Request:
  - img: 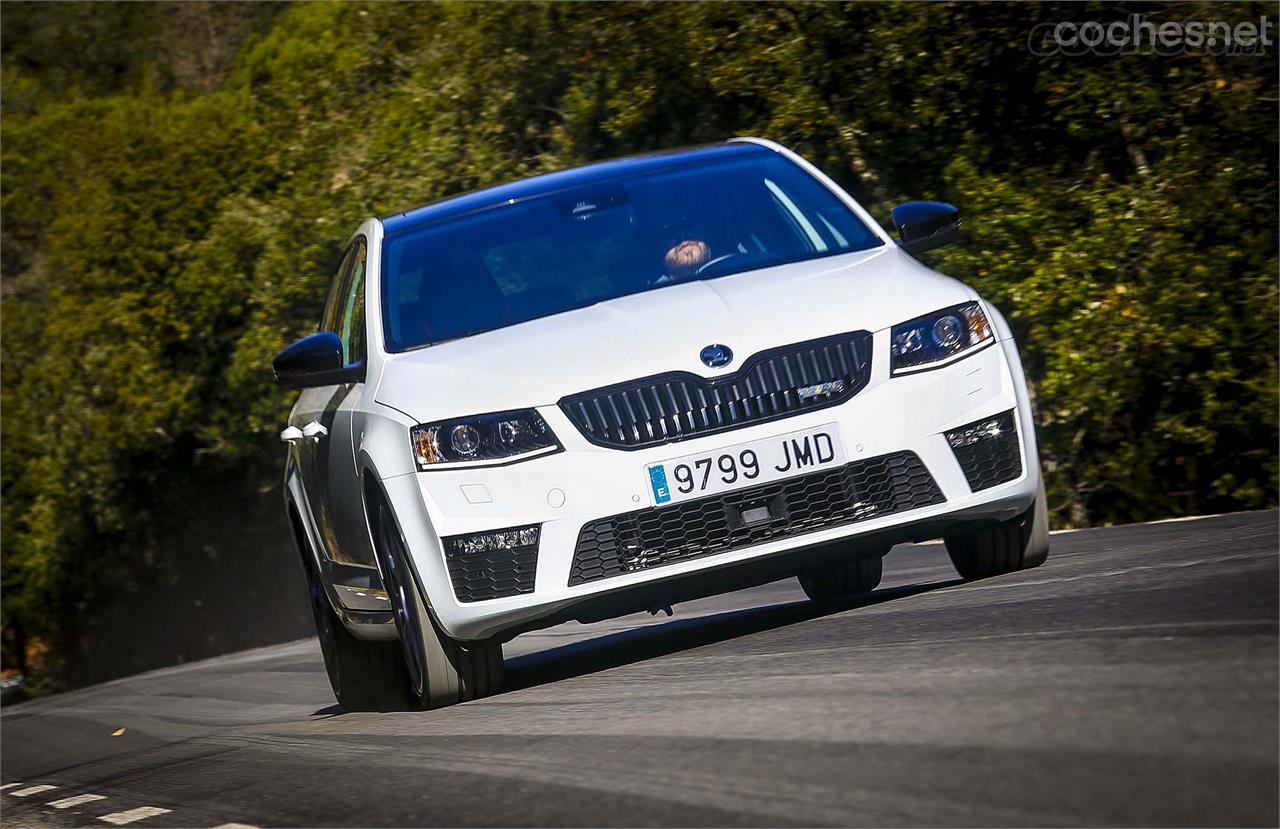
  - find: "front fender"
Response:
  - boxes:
[982,297,1042,489]
[356,401,469,639]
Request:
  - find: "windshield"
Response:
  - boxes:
[380,153,883,352]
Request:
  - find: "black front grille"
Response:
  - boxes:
[559,332,872,450]
[569,451,944,585]
[442,537,538,603]
[946,410,1022,492]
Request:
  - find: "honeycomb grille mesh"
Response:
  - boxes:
[569,451,944,585]
[559,332,872,450]
[948,411,1023,492]
[443,544,537,603]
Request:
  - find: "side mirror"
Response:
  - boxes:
[891,201,959,256]
[272,332,364,389]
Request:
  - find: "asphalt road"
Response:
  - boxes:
[2,511,1276,828]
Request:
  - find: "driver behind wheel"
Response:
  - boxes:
[660,238,710,283]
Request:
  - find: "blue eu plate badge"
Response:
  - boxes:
[648,465,671,504]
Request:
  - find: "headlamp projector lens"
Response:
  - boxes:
[451,424,481,456]
[932,315,963,349]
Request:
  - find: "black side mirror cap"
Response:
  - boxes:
[272,332,365,389]
[892,201,960,256]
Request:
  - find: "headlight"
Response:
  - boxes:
[410,409,561,469]
[890,301,994,375]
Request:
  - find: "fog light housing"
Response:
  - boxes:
[945,410,1022,492]
[441,524,541,602]
[946,415,1008,448]
[443,524,541,558]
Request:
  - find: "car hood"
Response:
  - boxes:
[375,246,976,423]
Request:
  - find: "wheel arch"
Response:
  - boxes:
[358,464,425,606]
[284,456,399,640]
[357,458,470,640]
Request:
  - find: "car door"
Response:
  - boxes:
[290,243,357,562]
[316,238,378,567]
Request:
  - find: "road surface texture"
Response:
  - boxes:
[2,511,1276,827]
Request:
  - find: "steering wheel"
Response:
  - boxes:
[694,253,741,275]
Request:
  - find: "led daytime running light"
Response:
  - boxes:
[444,525,541,557]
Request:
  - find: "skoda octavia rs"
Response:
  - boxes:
[274,138,1049,710]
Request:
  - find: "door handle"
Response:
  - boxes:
[280,426,304,443]
[302,421,328,440]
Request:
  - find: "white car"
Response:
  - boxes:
[275,138,1049,710]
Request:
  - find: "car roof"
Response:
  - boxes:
[380,141,772,237]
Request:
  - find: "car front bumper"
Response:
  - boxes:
[385,332,1040,641]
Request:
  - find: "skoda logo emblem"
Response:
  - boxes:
[700,344,734,368]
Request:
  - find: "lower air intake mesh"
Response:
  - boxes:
[569,451,944,585]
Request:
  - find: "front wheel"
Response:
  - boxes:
[798,550,886,602]
[944,478,1050,581]
[300,545,409,712]
[372,499,503,709]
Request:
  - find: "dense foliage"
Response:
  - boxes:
[2,1,1276,687]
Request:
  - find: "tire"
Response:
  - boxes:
[798,550,885,603]
[945,477,1050,581]
[371,499,504,709]
[300,543,409,712]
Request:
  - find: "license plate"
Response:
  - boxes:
[646,424,846,506]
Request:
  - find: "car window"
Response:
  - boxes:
[320,238,367,367]
[340,241,367,365]
[381,153,883,352]
[320,245,355,335]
